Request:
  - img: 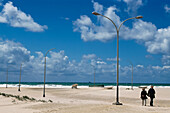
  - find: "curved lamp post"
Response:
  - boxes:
[92,12,143,105]
[18,63,22,91]
[43,48,56,97]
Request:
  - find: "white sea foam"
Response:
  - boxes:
[0,84,89,88]
[0,84,169,88]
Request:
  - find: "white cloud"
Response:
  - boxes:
[0,2,47,32]
[162,55,170,65]
[162,66,170,69]
[152,66,161,70]
[106,58,116,61]
[73,1,155,42]
[73,1,170,55]
[92,0,103,14]
[73,4,120,42]
[96,61,106,64]
[82,54,96,59]
[123,0,143,15]
[164,5,170,13]
[136,65,144,68]
[0,39,30,65]
[145,27,170,54]
[0,39,170,82]
[106,57,120,61]
[122,20,157,41]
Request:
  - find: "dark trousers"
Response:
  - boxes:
[142,99,146,106]
[150,98,154,106]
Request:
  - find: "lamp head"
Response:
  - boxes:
[135,16,143,19]
[92,12,100,16]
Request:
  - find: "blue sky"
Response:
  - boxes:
[0,0,170,83]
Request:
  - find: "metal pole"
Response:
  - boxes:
[131,63,133,90]
[18,63,22,91]
[6,67,8,88]
[43,56,46,97]
[116,30,121,105]
[92,11,142,105]
[94,67,95,87]
[43,48,56,97]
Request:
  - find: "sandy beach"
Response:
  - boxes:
[0,87,170,113]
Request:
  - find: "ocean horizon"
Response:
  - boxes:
[1,82,170,88]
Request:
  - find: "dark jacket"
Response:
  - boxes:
[141,90,147,100]
[148,88,155,98]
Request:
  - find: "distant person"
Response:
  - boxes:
[141,88,147,106]
[148,85,155,106]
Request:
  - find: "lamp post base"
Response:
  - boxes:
[43,94,45,97]
[112,102,123,105]
[18,89,20,91]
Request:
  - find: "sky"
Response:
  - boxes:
[0,0,170,83]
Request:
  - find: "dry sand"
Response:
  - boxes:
[0,87,170,113]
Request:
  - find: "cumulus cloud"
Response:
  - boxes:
[0,40,113,81]
[83,54,96,59]
[73,1,170,55]
[0,39,30,65]
[73,2,120,42]
[136,65,144,68]
[122,20,157,41]
[145,27,170,54]
[106,57,120,61]
[123,0,143,15]
[73,1,155,43]
[106,58,116,61]
[117,64,170,82]
[92,0,103,14]
[0,2,47,32]
[162,55,170,65]
[0,39,170,82]
[96,61,106,64]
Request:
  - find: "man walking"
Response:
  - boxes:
[148,85,155,106]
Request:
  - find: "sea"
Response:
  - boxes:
[0,82,170,88]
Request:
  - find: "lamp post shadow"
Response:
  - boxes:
[43,48,56,97]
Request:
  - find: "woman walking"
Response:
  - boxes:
[141,88,148,106]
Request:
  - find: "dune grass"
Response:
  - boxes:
[0,92,53,103]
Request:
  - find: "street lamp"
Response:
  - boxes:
[43,48,56,97]
[18,63,22,91]
[6,66,8,88]
[92,11,143,105]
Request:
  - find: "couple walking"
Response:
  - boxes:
[141,85,155,106]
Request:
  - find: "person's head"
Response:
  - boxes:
[142,88,145,90]
[151,85,154,89]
